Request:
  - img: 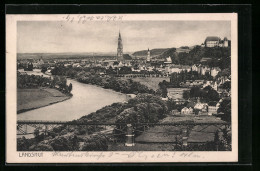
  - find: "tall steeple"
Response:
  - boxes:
[147,48,151,62]
[119,31,121,39]
[117,30,123,61]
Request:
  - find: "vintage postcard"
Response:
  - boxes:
[6,13,238,163]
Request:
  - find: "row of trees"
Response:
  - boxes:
[76,94,170,125]
[51,64,165,77]
[157,80,168,98]
[51,66,155,95]
[183,86,220,102]
[77,72,155,94]
[17,72,72,94]
[169,71,213,88]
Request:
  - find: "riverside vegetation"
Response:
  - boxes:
[17,93,231,151]
[17,66,170,151]
[17,65,231,151]
[51,65,156,95]
[17,94,171,151]
[17,71,72,94]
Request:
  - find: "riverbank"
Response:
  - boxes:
[17,88,72,114]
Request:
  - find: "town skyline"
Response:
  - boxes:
[17,21,231,53]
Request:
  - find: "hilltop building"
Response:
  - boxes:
[204,36,221,47]
[117,31,124,61]
[204,36,230,47]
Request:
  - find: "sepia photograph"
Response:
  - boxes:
[6,13,238,163]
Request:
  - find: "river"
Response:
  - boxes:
[17,70,127,121]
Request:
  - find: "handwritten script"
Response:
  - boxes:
[52,151,203,161]
[62,14,124,24]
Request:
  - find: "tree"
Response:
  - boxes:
[217,99,231,122]
[160,84,168,98]
[167,99,176,111]
[68,83,73,93]
[203,85,213,92]
[170,73,180,87]
[222,81,231,92]
[33,128,45,142]
[41,66,47,73]
[207,89,220,101]
[183,90,190,99]
[27,62,33,71]
[17,137,31,151]
[214,130,220,151]
[119,66,132,74]
[190,86,201,98]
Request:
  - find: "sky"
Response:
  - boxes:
[17,20,231,53]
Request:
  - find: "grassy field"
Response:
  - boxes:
[17,88,71,113]
[120,77,170,90]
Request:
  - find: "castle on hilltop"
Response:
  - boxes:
[202,36,230,47]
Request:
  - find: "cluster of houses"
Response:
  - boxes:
[164,64,221,77]
[165,65,191,74]
[58,59,222,80]
[180,80,205,88]
[18,58,56,70]
[191,64,221,77]
[170,98,223,116]
[18,46,224,80]
[167,74,230,116]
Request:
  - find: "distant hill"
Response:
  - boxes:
[176,47,191,53]
[132,47,192,59]
[132,45,230,69]
[132,48,169,57]
[158,48,177,59]
[173,46,231,69]
[123,54,132,60]
[17,52,116,60]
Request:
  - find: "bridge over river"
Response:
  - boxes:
[17,120,230,147]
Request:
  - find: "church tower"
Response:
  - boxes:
[223,37,228,47]
[117,31,123,61]
[147,48,151,62]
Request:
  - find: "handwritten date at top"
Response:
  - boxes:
[63,15,124,23]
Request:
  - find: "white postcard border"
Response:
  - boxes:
[6,13,238,163]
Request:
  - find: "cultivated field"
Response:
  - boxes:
[17,88,70,113]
